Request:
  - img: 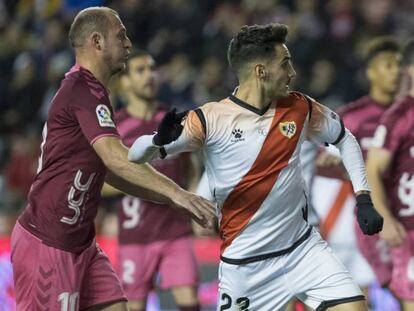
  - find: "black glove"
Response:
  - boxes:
[356,193,383,235]
[153,108,188,146]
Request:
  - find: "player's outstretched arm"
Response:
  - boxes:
[308,99,383,235]
[94,136,215,228]
[129,108,204,163]
[366,148,406,246]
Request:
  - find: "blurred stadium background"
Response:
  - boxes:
[0,0,413,310]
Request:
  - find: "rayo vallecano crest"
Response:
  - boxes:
[279,121,297,138]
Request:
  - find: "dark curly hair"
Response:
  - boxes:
[364,36,401,65]
[227,23,288,76]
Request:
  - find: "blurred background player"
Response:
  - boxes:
[102,50,201,311]
[332,36,402,300]
[365,38,414,311]
[315,36,402,307]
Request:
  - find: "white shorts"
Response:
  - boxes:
[217,228,364,311]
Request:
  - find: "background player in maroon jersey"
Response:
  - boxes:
[366,38,414,311]
[10,7,214,311]
[321,36,402,303]
[102,50,202,311]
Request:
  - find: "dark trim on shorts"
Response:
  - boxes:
[316,295,365,311]
[194,108,207,136]
[220,226,313,265]
[81,297,128,311]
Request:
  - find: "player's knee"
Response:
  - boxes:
[171,286,199,306]
[127,300,145,311]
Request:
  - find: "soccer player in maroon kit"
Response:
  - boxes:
[336,37,402,297]
[366,38,414,311]
[102,50,201,311]
[10,7,215,311]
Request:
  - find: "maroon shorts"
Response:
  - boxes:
[11,222,127,310]
[355,219,392,286]
[389,230,414,300]
[355,220,414,299]
[118,237,198,300]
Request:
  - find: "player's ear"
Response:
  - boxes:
[255,64,266,79]
[91,32,103,50]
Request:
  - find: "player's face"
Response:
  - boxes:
[102,14,132,75]
[368,51,402,95]
[265,44,296,99]
[125,56,158,100]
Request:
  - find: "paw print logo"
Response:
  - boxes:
[231,128,245,142]
[232,129,243,139]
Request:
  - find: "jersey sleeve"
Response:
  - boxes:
[69,88,120,145]
[307,97,345,145]
[374,109,404,153]
[183,109,206,148]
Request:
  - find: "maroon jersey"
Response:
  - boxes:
[115,107,191,244]
[19,64,120,253]
[337,96,389,159]
[376,95,414,230]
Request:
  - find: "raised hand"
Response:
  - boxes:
[153,108,188,146]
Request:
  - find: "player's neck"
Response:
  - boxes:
[126,96,157,120]
[76,56,111,88]
[235,83,272,110]
[369,86,394,106]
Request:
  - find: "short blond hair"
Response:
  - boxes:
[68,7,118,48]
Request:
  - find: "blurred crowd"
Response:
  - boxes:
[0,0,413,234]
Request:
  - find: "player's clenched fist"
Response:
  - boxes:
[356,193,384,235]
[153,108,188,146]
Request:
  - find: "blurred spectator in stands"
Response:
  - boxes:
[5,130,39,213]
[39,51,73,121]
[158,53,197,110]
[4,52,45,131]
[192,57,231,104]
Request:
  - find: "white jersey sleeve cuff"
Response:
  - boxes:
[128,134,160,163]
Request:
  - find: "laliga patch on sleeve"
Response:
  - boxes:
[96,104,115,128]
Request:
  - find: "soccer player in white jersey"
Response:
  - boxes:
[128,24,383,310]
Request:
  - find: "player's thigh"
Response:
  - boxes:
[127,300,146,311]
[217,258,291,310]
[389,230,414,301]
[11,222,83,311]
[401,300,414,311]
[159,237,198,290]
[80,243,127,310]
[292,231,365,310]
[171,286,199,306]
[118,243,161,301]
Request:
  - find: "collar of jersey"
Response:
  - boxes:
[229,95,271,116]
